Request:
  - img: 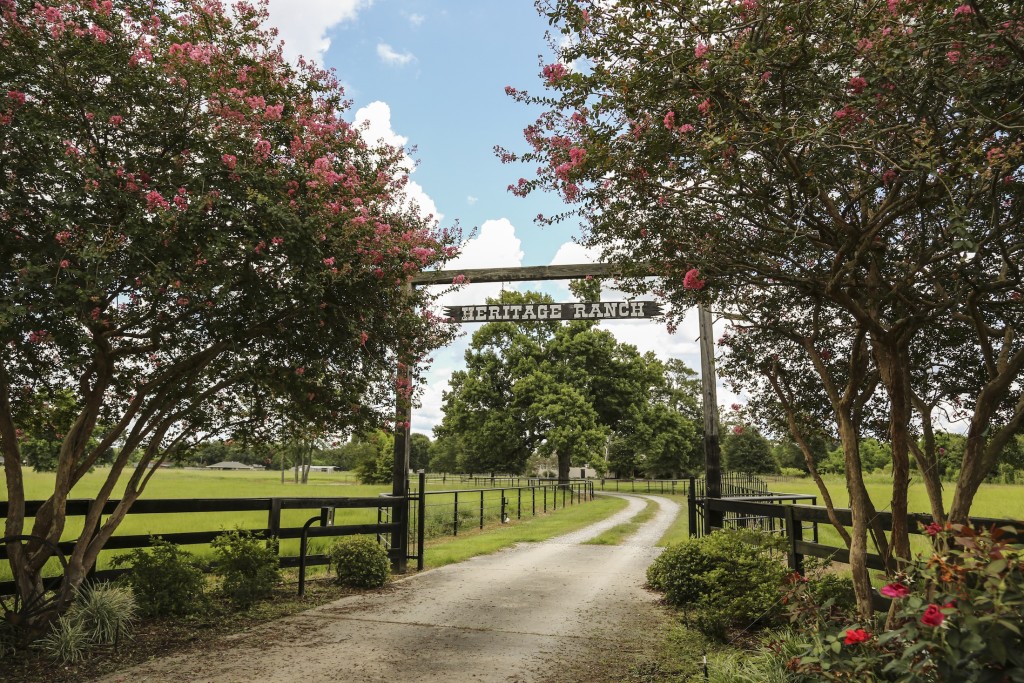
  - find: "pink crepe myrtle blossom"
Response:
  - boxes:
[221,153,237,170]
[848,76,868,94]
[452,274,467,285]
[694,42,709,58]
[683,267,706,290]
[953,4,974,17]
[697,98,712,116]
[542,63,568,85]
[294,367,305,375]
[145,191,169,211]
[947,50,961,64]
[678,123,695,133]
[664,111,676,129]
[731,425,744,435]
[109,114,122,126]
[59,259,70,268]
[7,90,25,106]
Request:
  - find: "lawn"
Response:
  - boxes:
[0,467,606,580]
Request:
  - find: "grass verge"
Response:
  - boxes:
[583,498,657,545]
[423,495,629,568]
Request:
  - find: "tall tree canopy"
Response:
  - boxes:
[435,289,700,481]
[507,0,1023,619]
[0,0,457,630]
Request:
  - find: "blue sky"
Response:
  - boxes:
[266,1,738,435]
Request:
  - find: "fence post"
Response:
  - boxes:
[417,471,426,571]
[453,491,459,537]
[532,487,536,516]
[784,504,804,575]
[500,492,507,523]
[687,478,698,538]
[268,498,283,561]
[811,496,819,543]
[479,489,485,529]
[544,487,547,513]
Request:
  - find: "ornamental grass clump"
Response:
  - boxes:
[789,524,1024,682]
[35,582,137,664]
[328,536,390,588]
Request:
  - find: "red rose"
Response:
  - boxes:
[880,582,910,599]
[843,628,870,645]
[920,604,945,627]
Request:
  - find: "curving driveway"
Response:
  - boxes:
[96,493,680,683]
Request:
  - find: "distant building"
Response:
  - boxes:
[206,461,253,470]
[291,465,338,473]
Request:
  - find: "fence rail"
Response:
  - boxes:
[690,496,1023,610]
[1,480,596,595]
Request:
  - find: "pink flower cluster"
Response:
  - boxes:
[683,267,706,290]
[145,190,169,211]
[542,63,568,85]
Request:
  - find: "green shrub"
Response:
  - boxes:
[112,537,207,617]
[211,529,280,608]
[647,529,787,639]
[328,536,390,588]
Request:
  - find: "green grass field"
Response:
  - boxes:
[0,468,604,581]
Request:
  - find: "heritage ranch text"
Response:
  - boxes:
[444,301,663,323]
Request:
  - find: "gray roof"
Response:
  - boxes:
[206,461,253,470]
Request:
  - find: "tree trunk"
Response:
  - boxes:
[873,338,913,567]
[557,452,570,486]
[839,416,876,621]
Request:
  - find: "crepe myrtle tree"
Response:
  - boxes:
[0,0,458,631]
[504,0,1024,619]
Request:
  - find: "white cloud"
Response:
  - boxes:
[466,195,478,205]
[405,12,425,26]
[354,101,441,222]
[266,0,372,65]
[377,43,416,66]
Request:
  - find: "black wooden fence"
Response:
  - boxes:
[689,496,1023,576]
[0,478,596,593]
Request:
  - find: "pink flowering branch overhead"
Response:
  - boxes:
[0,0,459,631]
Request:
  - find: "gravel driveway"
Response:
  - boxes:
[96,493,679,683]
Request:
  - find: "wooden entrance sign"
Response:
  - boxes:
[444,301,663,323]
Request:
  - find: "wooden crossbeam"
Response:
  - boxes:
[410,263,637,286]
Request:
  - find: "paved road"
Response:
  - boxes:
[97,493,679,683]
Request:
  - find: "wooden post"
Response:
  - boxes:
[391,285,413,573]
[698,304,723,532]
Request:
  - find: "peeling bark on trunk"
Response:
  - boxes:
[873,339,912,567]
